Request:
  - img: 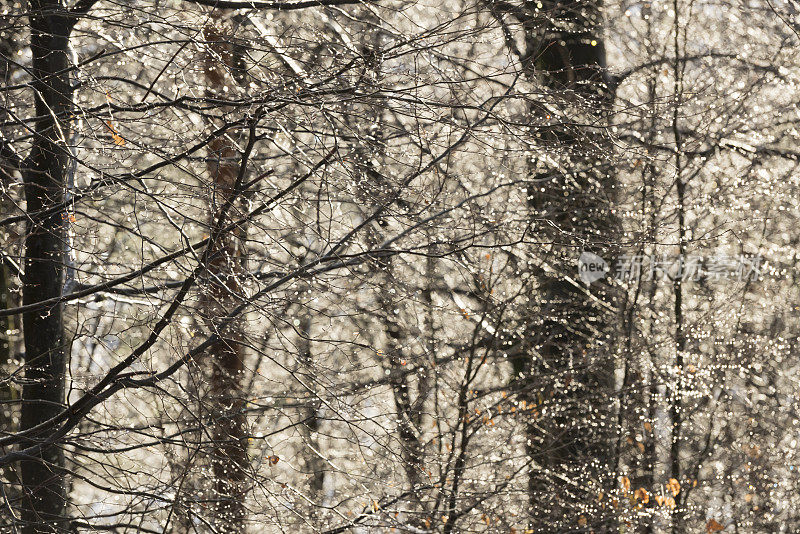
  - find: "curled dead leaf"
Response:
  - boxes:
[667,478,681,496]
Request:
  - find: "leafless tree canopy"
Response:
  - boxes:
[1,0,799,532]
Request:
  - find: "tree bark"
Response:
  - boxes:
[19,1,74,530]
[497,0,620,528]
[201,13,249,529]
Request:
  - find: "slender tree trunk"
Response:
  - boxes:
[377,262,427,511]
[19,2,74,530]
[342,11,431,513]
[297,313,326,499]
[201,13,249,529]
[354,121,429,516]
[670,4,686,528]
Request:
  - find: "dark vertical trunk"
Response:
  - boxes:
[670,123,686,534]
[202,14,249,528]
[358,136,428,515]
[641,74,660,534]
[670,4,686,526]
[500,0,619,528]
[642,164,660,534]
[207,329,247,527]
[19,2,73,531]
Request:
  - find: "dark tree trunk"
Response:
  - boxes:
[201,13,250,529]
[19,1,74,530]
[497,0,620,529]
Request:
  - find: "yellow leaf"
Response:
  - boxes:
[620,475,631,493]
[706,519,724,532]
[577,516,587,527]
[667,478,681,496]
[644,421,652,432]
[634,487,649,504]
[105,120,125,146]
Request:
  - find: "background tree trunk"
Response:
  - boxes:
[496,0,620,527]
[297,312,326,499]
[201,12,250,529]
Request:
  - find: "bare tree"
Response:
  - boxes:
[17,0,79,529]
[199,11,252,527]
[487,0,621,527]
[2,0,800,533]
